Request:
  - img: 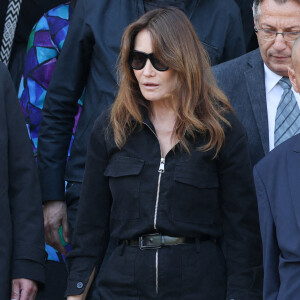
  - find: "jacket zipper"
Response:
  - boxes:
[154,157,165,229]
[143,122,165,295]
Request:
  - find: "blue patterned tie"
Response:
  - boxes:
[274,77,300,147]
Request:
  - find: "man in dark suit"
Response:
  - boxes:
[253,36,300,300]
[0,61,45,299]
[253,32,300,300]
[213,0,300,167]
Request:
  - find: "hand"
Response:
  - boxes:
[43,200,69,255]
[11,278,37,300]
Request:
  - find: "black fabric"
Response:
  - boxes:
[99,242,226,299]
[36,261,67,300]
[65,110,263,299]
[144,0,187,11]
[65,181,117,300]
[0,62,45,299]
[233,0,258,52]
[38,0,246,203]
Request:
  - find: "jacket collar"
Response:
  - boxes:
[244,49,269,155]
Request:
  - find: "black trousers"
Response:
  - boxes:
[36,261,68,300]
[98,240,226,300]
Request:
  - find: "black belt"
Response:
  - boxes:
[121,233,211,250]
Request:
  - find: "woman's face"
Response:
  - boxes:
[133,29,177,103]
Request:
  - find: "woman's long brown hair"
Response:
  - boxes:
[110,7,233,156]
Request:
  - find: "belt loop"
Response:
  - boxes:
[195,237,201,252]
[119,241,126,256]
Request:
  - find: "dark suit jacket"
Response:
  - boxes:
[254,134,300,300]
[0,62,45,298]
[213,49,268,166]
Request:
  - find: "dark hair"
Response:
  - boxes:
[110,7,232,155]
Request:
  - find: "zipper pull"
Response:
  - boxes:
[158,158,165,173]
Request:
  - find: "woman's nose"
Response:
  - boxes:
[142,58,156,76]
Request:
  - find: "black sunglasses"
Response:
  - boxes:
[129,50,169,72]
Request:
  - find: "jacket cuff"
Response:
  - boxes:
[65,277,88,296]
[12,259,46,284]
[38,168,66,202]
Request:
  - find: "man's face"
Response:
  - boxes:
[255,0,300,77]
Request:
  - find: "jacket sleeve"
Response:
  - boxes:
[218,112,263,300]
[253,165,280,300]
[38,0,93,202]
[18,15,59,157]
[3,63,45,283]
[65,115,112,296]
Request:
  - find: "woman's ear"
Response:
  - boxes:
[288,67,300,93]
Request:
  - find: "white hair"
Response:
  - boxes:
[252,2,261,25]
[252,0,297,25]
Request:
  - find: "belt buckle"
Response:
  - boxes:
[139,233,162,250]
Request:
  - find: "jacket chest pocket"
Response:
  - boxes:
[104,156,144,220]
[172,165,220,225]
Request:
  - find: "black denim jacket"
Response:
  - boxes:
[66,111,263,299]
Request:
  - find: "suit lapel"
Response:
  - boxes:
[244,50,269,155]
[288,138,300,228]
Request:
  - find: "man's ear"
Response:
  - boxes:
[288,67,300,93]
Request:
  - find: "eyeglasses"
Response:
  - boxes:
[254,28,300,42]
[129,50,169,71]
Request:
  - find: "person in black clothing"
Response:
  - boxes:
[0,62,45,300]
[38,0,246,262]
[66,7,262,300]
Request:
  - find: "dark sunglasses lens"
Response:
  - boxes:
[130,52,146,70]
[151,56,168,71]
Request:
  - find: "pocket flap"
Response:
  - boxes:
[174,165,219,189]
[104,156,144,177]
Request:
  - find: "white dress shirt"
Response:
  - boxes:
[264,63,300,151]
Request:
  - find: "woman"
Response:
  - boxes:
[66,7,262,300]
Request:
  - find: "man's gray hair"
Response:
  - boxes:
[252,0,300,24]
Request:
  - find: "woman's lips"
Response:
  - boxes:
[143,83,159,89]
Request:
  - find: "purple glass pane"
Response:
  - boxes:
[34,31,53,48]
[24,48,39,77]
[31,58,57,90]
[47,16,69,35]
[53,25,69,50]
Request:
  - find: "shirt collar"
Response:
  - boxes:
[264,63,282,94]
